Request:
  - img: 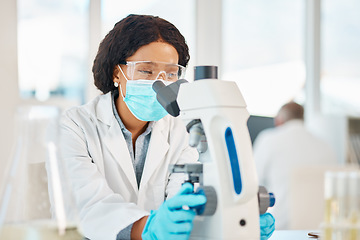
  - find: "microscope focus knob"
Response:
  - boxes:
[258,186,276,215]
[195,186,217,216]
[269,192,275,207]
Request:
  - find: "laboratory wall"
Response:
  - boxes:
[0,1,20,181]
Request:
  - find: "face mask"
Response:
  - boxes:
[117,66,169,121]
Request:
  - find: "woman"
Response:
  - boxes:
[58,14,274,240]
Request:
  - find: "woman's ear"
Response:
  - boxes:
[113,65,120,81]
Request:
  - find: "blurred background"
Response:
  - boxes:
[1,0,360,179]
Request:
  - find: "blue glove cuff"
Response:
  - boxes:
[141,210,157,240]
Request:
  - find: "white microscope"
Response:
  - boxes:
[153,66,275,240]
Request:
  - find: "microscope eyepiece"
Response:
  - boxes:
[194,65,218,81]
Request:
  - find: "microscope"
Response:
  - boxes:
[153,66,275,240]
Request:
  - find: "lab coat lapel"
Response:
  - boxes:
[103,119,138,193]
[96,93,138,193]
[141,120,169,186]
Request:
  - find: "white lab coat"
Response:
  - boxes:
[252,119,337,230]
[57,92,198,240]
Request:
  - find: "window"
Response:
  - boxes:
[321,0,360,116]
[17,0,89,104]
[222,0,305,116]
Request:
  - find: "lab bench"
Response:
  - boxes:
[270,230,319,240]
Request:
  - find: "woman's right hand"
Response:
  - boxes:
[141,183,207,240]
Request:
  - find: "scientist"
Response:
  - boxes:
[253,101,337,229]
[56,14,275,240]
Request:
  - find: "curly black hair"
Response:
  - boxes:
[92,14,190,94]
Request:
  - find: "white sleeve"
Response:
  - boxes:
[52,111,147,240]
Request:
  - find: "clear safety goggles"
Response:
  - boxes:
[120,61,186,82]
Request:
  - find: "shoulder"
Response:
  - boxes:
[257,120,303,140]
[61,93,112,127]
[252,127,283,155]
[254,127,278,144]
[154,114,187,132]
[153,115,190,147]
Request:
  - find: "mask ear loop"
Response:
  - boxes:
[117,65,128,100]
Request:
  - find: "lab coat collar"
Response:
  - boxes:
[96,92,170,194]
[104,117,138,193]
[282,119,304,128]
[96,92,115,126]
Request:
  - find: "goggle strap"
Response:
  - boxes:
[117,65,129,82]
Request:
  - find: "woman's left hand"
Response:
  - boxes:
[260,212,275,239]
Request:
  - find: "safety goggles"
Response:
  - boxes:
[120,61,186,82]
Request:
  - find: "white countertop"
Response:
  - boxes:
[269,230,320,240]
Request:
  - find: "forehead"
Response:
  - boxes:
[127,41,179,64]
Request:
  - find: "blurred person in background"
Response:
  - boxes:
[253,101,337,230]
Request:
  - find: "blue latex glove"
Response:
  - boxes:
[260,213,275,240]
[142,183,207,240]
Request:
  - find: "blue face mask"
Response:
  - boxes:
[118,66,169,121]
